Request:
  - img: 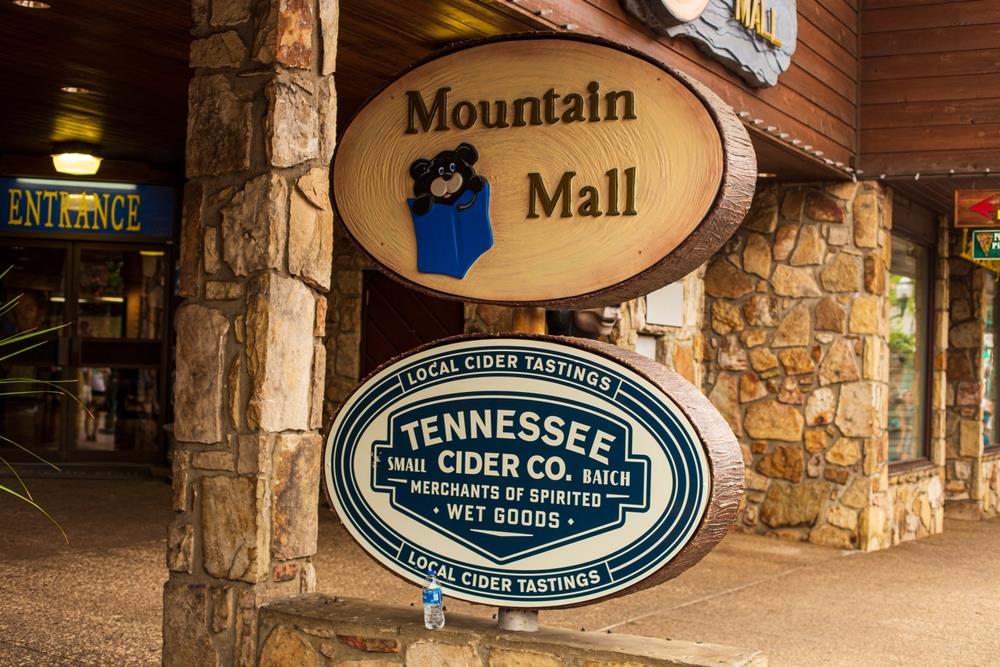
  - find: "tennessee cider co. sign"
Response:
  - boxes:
[332,33,755,308]
[324,336,743,607]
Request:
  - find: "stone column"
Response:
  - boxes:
[702,182,898,550]
[164,1,338,664]
[944,248,992,519]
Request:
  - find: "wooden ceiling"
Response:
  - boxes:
[0,0,840,186]
[1,0,971,217]
[0,0,190,179]
[337,0,542,120]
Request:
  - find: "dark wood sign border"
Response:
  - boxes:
[332,32,757,309]
[321,333,744,608]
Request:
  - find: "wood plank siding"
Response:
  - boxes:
[498,0,861,172]
[860,0,1000,176]
[338,0,861,177]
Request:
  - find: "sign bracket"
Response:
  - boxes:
[498,607,539,632]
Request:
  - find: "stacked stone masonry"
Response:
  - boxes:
[701,182,946,550]
[981,450,1000,518]
[166,1,338,665]
[255,596,767,667]
[323,219,371,423]
[610,269,706,387]
[944,237,1000,520]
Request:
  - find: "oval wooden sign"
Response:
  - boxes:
[333,33,755,308]
[323,335,743,608]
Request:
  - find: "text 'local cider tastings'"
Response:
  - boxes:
[323,336,743,608]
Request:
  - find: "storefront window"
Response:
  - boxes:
[78,248,166,340]
[73,367,160,454]
[888,236,930,462]
[0,244,68,452]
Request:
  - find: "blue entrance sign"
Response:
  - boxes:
[324,336,742,607]
[2,177,176,240]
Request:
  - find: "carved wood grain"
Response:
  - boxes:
[333,33,756,308]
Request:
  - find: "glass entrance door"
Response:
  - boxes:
[69,245,169,461]
[0,240,171,464]
[0,242,69,457]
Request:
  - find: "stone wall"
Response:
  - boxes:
[255,596,766,666]
[323,218,371,422]
[980,450,1000,518]
[610,269,706,386]
[166,1,338,664]
[465,304,515,334]
[945,255,991,519]
[702,182,895,550]
[886,465,944,543]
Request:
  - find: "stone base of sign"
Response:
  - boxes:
[256,596,767,666]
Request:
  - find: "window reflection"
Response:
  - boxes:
[888,237,929,462]
[0,245,66,333]
[78,249,165,340]
[73,367,159,453]
[0,245,67,452]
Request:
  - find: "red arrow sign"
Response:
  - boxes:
[971,196,997,220]
[956,190,1000,228]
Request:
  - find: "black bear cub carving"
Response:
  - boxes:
[409,143,486,216]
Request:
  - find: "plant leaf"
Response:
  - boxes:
[0,454,31,500]
[0,434,60,470]
[0,322,68,348]
[0,482,67,542]
[0,340,49,363]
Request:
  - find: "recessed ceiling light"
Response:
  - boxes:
[12,0,51,8]
[757,172,778,178]
[60,86,94,94]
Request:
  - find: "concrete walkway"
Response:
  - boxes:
[1,479,998,666]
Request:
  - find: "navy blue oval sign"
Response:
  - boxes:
[324,336,740,607]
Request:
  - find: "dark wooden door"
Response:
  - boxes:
[360,270,464,377]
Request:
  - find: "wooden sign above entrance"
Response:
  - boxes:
[955,190,1000,229]
[323,335,743,608]
[333,34,755,308]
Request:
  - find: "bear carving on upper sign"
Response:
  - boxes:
[407,143,494,279]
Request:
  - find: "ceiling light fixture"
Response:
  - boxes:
[12,0,51,8]
[60,85,94,94]
[51,142,103,176]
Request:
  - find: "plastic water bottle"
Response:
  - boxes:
[422,569,445,629]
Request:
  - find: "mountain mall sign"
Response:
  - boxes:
[323,336,743,607]
[622,0,797,88]
[333,33,755,308]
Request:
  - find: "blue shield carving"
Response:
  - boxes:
[407,184,493,279]
[371,392,650,564]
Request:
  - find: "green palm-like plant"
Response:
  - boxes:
[0,268,86,542]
